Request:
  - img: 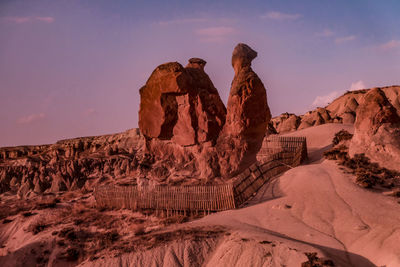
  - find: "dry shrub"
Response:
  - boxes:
[323,145,348,161]
[131,224,146,236]
[72,203,89,215]
[61,247,80,261]
[27,219,49,235]
[36,196,59,210]
[325,130,400,189]
[301,252,334,267]
[100,230,120,246]
[332,130,353,146]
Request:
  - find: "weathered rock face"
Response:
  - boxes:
[137,58,227,182]
[139,59,226,146]
[217,43,271,178]
[298,107,332,130]
[349,88,400,172]
[271,113,300,133]
[268,86,400,134]
[0,129,145,198]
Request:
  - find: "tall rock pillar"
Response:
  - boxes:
[217,43,271,178]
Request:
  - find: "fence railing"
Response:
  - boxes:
[95,184,236,214]
[94,135,307,214]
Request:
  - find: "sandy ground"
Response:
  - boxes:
[2,123,400,266]
[189,123,400,266]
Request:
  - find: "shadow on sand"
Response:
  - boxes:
[240,222,376,267]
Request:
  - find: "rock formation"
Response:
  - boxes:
[0,129,145,198]
[271,113,301,133]
[349,88,400,172]
[137,58,227,182]
[298,107,332,130]
[138,59,226,146]
[217,43,271,177]
[269,86,400,134]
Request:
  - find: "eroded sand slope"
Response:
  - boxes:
[190,124,400,267]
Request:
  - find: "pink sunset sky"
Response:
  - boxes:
[1,0,399,147]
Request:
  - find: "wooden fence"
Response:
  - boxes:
[94,135,307,214]
[95,184,235,215]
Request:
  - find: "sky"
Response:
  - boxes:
[1,0,400,147]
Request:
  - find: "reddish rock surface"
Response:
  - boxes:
[139,59,226,146]
[349,88,400,172]
[271,113,301,133]
[0,129,144,198]
[217,43,271,178]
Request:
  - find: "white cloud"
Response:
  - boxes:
[260,11,302,21]
[3,16,31,23]
[379,40,400,50]
[2,16,54,24]
[17,113,45,124]
[35,16,54,23]
[158,18,208,26]
[312,80,366,107]
[195,26,236,43]
[312,91,344,107]
[316,29,334,37]
[335,35,356,44]
[349,80,366,91]
[83,108,97,116]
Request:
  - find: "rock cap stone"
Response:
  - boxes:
[232,43,258,72]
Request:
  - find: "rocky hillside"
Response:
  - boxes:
[271,85,400,133]
[0,129,144,198]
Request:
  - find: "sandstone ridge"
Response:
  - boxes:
[271,85,400,134]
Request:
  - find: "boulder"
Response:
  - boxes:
[298,107,332,130]
[139,59,226,146]
[271,113,300,133]
[349,88,400,172]
[217,43,271,178]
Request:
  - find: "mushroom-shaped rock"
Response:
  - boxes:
[217,43,271,178]
[139,60,226,146]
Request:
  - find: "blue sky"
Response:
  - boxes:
[1,0,399,146]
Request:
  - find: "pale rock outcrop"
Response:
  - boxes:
[349,88,400,172]
[217,43,271,178]
[271,113,301,133]
[298,107,332,130]
[381,86,400,116]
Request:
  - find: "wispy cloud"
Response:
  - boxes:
[83,108,97,116]
[35,16,54,23]
[335,35,356,44]
[2,16,54,24]
[17,113,45,124]
[349,80,366,91]
[316,29,334,37]
[312,80,365,107]
[379,40,400,50]
[312,91,344,107]
[157,18,208,26]
[260,11,302,21]
[195,26,236,43]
